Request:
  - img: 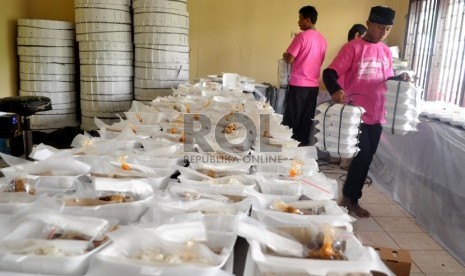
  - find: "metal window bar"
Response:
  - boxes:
[450,0,465,105]
[405,0,465,107]
[405,0,439,98]
[441,0,457,103]
[436,0,465,105]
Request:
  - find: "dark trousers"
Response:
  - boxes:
[343,123,383,204]
[282,85,318,145]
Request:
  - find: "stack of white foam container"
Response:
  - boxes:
[75,0,134,131]
[385,80,421,135]
[17,19,78,130]
[314,103,365,159]
[133,0,189,102]
[278,59,289,88]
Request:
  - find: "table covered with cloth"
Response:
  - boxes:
[370,117,465,265]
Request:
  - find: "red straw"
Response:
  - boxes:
[297,177,331,194]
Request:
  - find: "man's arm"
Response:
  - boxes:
[323,68,345,103]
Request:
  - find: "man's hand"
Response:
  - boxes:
[399,72,412,82]
[332,90,345,103]
[282,52,294,64]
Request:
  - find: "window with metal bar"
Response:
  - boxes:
[404,0,465,106]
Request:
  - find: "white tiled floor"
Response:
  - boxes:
[321,162,465,276]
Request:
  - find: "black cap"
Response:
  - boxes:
[369,6,395,25]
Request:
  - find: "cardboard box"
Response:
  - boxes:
[375,247,412,276]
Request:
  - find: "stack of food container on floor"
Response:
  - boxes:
[17,19,79,130]
[74,0,134,131]
[132,0,189,102]
[0,78,393,275]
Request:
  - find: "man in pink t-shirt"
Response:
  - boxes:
[323,6,411,218]
[282,5,327,146]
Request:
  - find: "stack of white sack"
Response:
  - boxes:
[420,101,465,129]
[314,102,364,159]
[385,80,422,135]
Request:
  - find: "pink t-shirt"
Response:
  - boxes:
[287,29,327,87]
[328,38,394,124]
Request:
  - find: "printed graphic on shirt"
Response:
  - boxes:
[357,58,385,80]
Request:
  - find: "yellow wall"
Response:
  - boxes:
[0,0,408,98]
[25,0,74,22]
[0,0,28,98]
[388,0,409,56]
[188,0,409,86]
[0,0,74,98]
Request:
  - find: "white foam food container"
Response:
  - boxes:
[0,239,105,275]
[80,80,132,94]
[80,100,132,113]
[135,79,188,89]
[132,0,187,10]
[80,58,133,66]
[17,19,74,30]
[75,9,131,24]
[63,178,154,225]
[134,25,188,34]
[135,49,189,63]
[80,65,133,78]
[73,3,129,12]
[253,200,355,231]
[254,162,318,178]
[256,177,302,197]
[316,103,365,118]
[314,132,359,146]
[134,33,188,46]
[0,193,37,214]
[81,93,133,102]
[157,196,253,215]
[18,46,74,57]
[18,26,74,39]
[76,22,131,34]
[74,0,130,6]
[79,51,133,60]
[176,175,256,198]
[19,56,75,63]
[385,91,417,103]
[135,62,189,71]
[88,225,235,274]
[136,44,189,52]
[17,37,74,47]
[20,81,74,93]
[386,80,417,94]
[78,41,133,51]
[314,114,362,129]
[248,238,392,275]
[19,62,75,74]
[134,88,173,101]
[19,72,74,82]
[133,12,189,29]
[135,67,189,81]
[76,31,132,42]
